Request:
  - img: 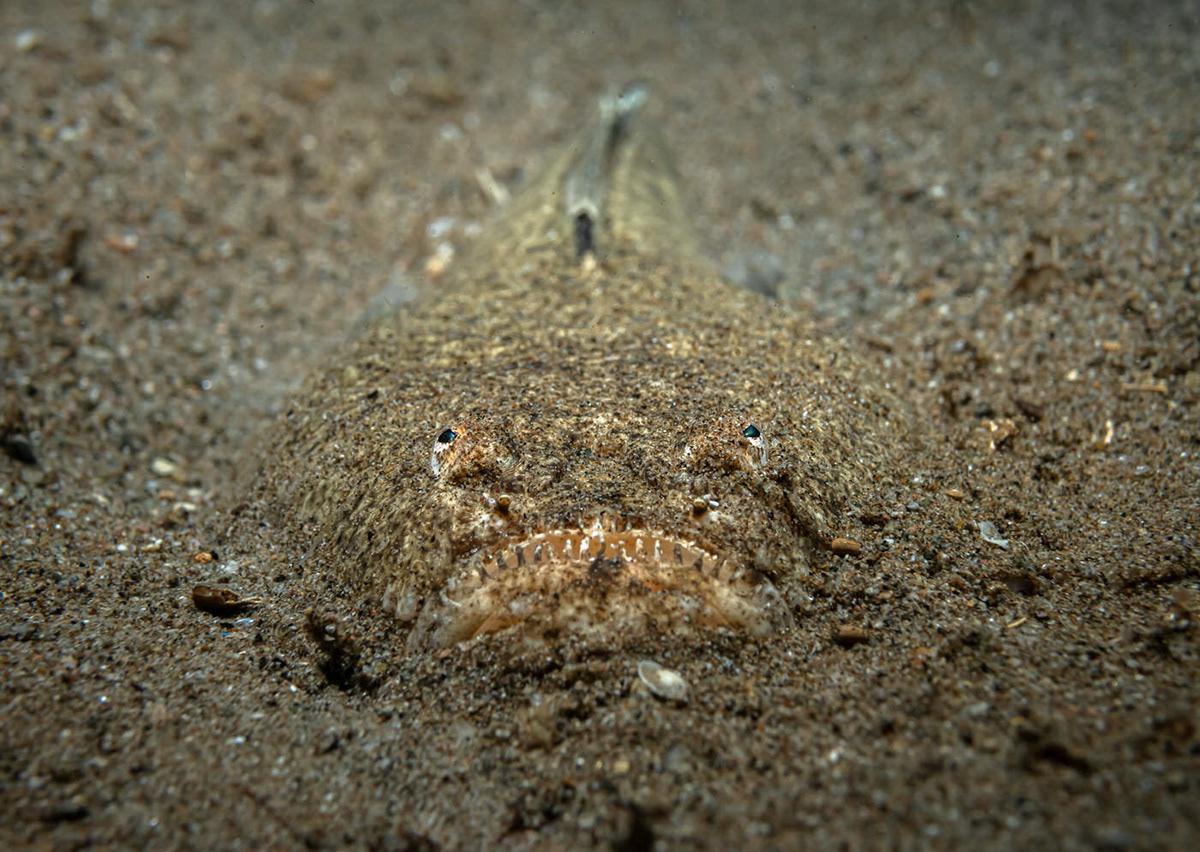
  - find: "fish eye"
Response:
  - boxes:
[740,422,768,467]
[428,422,510,480]
[431,427,459,476]
[683,417,769,472]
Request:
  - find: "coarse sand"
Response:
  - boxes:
[2,1,1197,848]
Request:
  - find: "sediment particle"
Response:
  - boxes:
[831,537,862,555]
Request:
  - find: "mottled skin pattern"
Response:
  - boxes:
[258,100,905,649]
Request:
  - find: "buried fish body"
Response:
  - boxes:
[258,90,906,650]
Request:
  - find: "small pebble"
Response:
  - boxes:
[426,216,456,240]
[4,434,37,465]
[150,457,178,477]
[637,659,689,704]
[16,30,41,52]
[833,624,871,647]
[423,242,455,278]
[830,536,862,555]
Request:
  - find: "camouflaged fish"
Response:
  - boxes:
[258,87,905,650]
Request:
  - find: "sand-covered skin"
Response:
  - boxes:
[2,1,1197,849]
[257,98,906,652]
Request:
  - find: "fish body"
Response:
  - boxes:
[259,90,905,650]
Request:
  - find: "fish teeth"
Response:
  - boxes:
[460,526,734,598]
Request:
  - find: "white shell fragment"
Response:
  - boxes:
[637,659,689,704]
[977,520,1010,550]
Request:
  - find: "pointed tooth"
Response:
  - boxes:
[673,542,683,565]
[579,537,590,558]
[653,538,662,563]
[515,545,526,568]
[634,538,645,560]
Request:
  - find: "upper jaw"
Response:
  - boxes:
[401,519,794,650]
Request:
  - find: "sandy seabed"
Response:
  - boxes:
[2,1,1197,848]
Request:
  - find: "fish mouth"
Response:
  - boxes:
[403,523,794,649]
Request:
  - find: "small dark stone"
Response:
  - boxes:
[39,802,90,823]
[612,802,656,852]
[1014,396,1045,422]
[4,434,37,465]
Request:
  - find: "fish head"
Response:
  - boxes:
[392,359,851,650]
[269,294,902,654]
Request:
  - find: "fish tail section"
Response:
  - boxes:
[564,84,648,258]
[601,87,702,264]
[454,84,702,276]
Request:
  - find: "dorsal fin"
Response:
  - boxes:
[450,85,706,279]
[564,85,647,259]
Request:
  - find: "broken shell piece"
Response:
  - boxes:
[977,520,1010,550]
[637,659,689,704]
[192,585,261,617]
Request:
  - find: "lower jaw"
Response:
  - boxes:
[399,528,795,650]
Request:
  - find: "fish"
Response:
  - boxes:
[256,86,906,652]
